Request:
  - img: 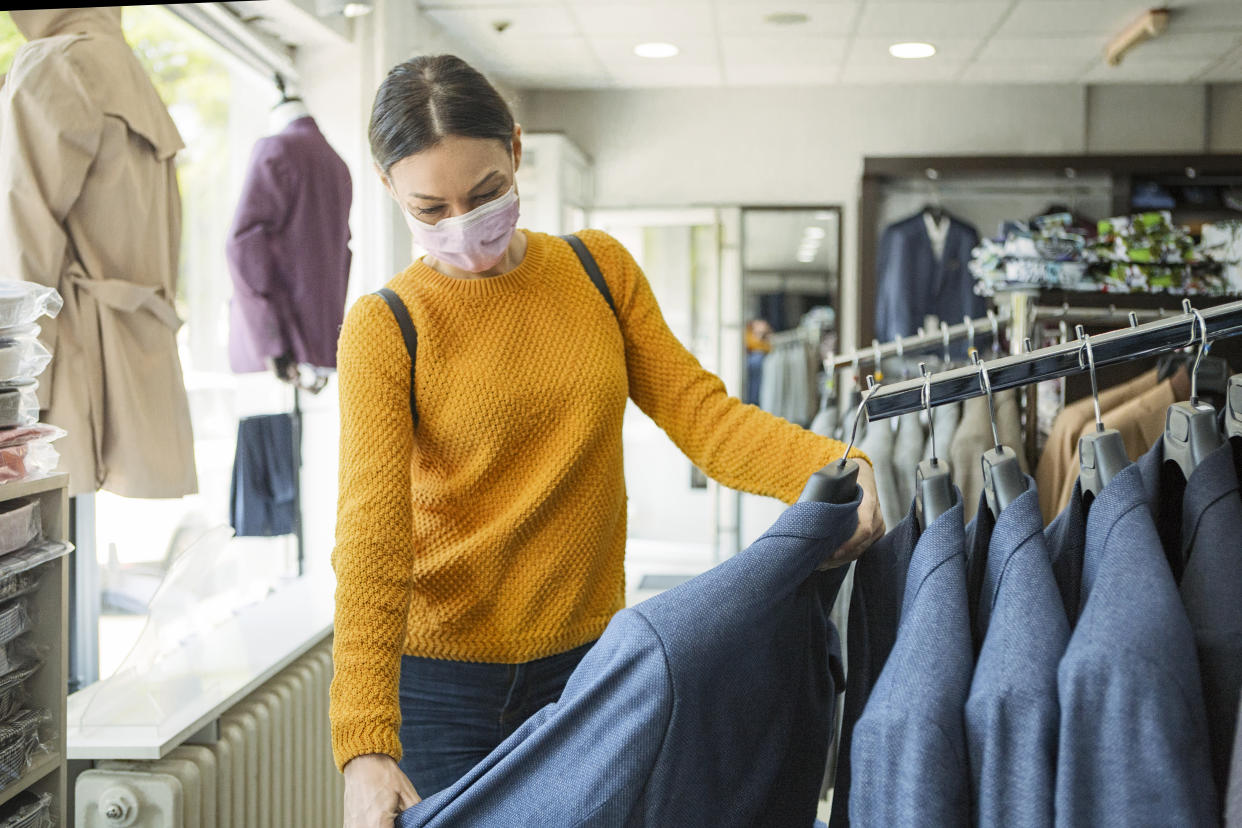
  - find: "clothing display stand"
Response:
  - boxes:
[0,474,71,823]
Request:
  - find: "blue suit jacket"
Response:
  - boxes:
[1137,439,1242,799]
[1044,481,1086,628]
[966,481,1069,828]
[828,504,918,828]
[397,494,861,827]
[874,212,983,345]
[1056,460,1217,826]
[849,496,972,826]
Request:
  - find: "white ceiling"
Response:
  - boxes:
[417,0,1242,89]
[743,208,840,272]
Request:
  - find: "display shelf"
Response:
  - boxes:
[0,474,69,823]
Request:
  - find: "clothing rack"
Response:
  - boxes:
[863,298,1242,420]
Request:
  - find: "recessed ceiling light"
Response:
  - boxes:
[764,12,810,25]
[803,227,827,239]
[634,42,679,59]
[889,41,936,59]
[797,253,817,263]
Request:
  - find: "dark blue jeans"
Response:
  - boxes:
[397,640,596,799]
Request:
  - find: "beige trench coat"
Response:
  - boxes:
[0,8,197,498]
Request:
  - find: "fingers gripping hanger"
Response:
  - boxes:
[800,376,875,504]
[1163,301,1224,481]
[1076,326,1129,504]
[974,352,1028,518]
[915,363,956,530]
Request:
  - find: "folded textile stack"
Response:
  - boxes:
[970,213,1095,295]
[972,211,1236,297]
[1089,211,1225,295]
[0,286,65,487]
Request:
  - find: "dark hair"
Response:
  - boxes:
[369,55,515,177]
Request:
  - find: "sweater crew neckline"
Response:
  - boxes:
[408,229,545,297]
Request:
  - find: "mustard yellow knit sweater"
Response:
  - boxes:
[329,229,867,772]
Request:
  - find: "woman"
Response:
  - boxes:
[333,54,883,828]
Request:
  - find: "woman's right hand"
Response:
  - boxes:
[343,753,421,828]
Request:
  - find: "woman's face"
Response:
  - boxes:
[382,127,522,226]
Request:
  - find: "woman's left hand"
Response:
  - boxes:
[818,459,885,570]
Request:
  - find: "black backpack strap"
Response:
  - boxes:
[561,234,617,318]
[373,288,419,427]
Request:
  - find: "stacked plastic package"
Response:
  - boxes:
[970,211,1236,296]
[0,285,64,486]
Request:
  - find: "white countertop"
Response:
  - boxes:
[67,572,334,760]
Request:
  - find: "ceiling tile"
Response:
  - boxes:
[840,59,967,83]
[722,62,842,85]
[958,61,1089,83]
[998,1,1152,36]
[1164,1,1242,32]
[714,3,858,36]
[854,1,1012,38]
[420,0,557,6]
[848,36,981,63]
[423,5,578,41]
[477,35,605,74]
[1084,55,1218,82]
[720,35,849,65]
[1127,31,1242,58]
[1201,49,1242,81]
[602,63,725,86]
[975,36,1109,63]
[569,2,713,36]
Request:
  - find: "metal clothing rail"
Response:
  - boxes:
[864,298,1242,420]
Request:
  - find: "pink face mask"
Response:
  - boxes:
[403,185,521,273]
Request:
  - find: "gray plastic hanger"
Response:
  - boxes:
[800,375,876,505]
[915,362,957,531]
[1163,301,1223,482]
[1075,326,1129,504]
[1227,374,1242,439]
[975,352,1028,518]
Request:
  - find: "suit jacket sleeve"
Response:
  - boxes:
[226,139,293,363]
[576,230,868,506]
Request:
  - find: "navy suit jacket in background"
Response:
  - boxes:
[874,211,983,346]
[397,494,861,827]
[1056,460,1217,826]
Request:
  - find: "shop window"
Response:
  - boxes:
[0,10,305,683]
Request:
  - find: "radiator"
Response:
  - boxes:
[75,640,345,828]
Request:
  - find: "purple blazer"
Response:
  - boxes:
[226,116,352,372]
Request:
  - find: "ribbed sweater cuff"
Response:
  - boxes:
[333,722,403,773]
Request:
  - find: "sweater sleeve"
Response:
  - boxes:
[576,230,868,506]
[329,293,416,772]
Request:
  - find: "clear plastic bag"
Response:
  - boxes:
[0,328,51,384]
[0,285,61,330]
[0,443,59,486]
[0,708,50,791]
[0,602,30,648]
[0,542,70,603]
[0,790,52,828]
[0,659,41,723]
[0,383,38,430]
[0,500,39,559]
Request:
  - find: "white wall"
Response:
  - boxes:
[524,82,1242,351]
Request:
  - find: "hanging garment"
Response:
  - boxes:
[396,494,859,827]
[1045,480,1087,627]
[745,349,766,406]
[849,497,971,827]
[1052,374,1184,518]
[809,401,838,440]
[966,481,1069,828]
[891,412,926,509]
[759,347,785,419]
[856,419,902,532]
[922,400,960,463]
[1229,696,1242,827]
[1035,369,1157,524]
[1056,460,1217,826]
[827,505,919,828]
[229,414,297,537]
[964,489,996,651]
[1137,439,1242,799]
[951,390,1029,523]
[0,8,195,498]
[227,115,352,373]
[874,211,983,346]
